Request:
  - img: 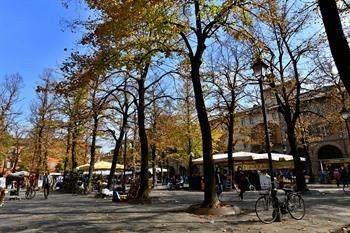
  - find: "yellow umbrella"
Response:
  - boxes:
[115,163,124,170]
[94,161,113,170]
[77,161,124,171]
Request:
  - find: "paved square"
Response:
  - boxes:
[0,188,348,232]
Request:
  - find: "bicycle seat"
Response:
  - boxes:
[282,188,293,194]
[258,191,269,195]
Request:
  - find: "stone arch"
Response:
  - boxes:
[318,145,343,160]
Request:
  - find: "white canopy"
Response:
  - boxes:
[192,152,305,165]
[10,171,30,177]
[148,168,167,174]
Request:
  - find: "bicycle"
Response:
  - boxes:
[255,188,305,224]
[25,186,36,199]
[246,177,256,191]
[73,180,86,195]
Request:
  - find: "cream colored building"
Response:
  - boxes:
[231,85,350,178]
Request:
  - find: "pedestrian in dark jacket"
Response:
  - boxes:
[215,167,223,196]
[341,167,349,188]
[235,167,248,200]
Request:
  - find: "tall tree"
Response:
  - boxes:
[68,0,179,201]
[0,74,23,162]
[318,0,350,93]
[30,69,58,173]
[84,73,113,192]
[250,0,318,191]
[106,80,132,189]
[67,0,250,205]
[57,86,88,171]
[170,0,244,207]
[206,39,248,186]
[10,125,25,172]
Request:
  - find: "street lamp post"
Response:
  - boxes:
[283,145,287,154]
[252,58,275,191]
[340,107,350,140]
[340,107,350,156]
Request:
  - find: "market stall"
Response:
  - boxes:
[192,152,305,171]
[77,161,124,171]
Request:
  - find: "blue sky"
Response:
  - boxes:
[0,1,86,120]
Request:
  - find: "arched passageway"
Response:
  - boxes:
[318,145,343,160]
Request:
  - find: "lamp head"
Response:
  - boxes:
[340,107,350,120]
[252,58,269,78]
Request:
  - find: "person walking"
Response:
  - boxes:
[215,167,223,197]
[0,173,7,207]
[29,174,36,188]
[235,167,248,200]
[334,168,341,187]
[341,167,349,188]
[42,172,51,199]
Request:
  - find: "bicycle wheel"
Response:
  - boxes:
[31,189,36,199]
[218,192,224,202]
[25,190,30,199]
[287,193,305,220]
[26,188,35,199]
[343,186,350,195]
[255,195,278,224]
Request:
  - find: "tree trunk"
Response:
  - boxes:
[318,0,350,93]
[71,127,78,170]
[301,136,315,183]
[107,129,124,189]
[303,144,314,183]
[65,125,71,172]
[188,155,193,189]
[137,77,150,201]
[160,162,164,184]
[63,157,68,175]
[227,110,234,188]
[107,101,128,189]
[12,144,20,172]
[87,116,98,192]
[151,144,156,188]
[43,150,49,172]
[186,91,193,189]
[190,60,217,207]
[107,139,122,189]
[131,113,137,180]
[37,127,43,174]
[287,125,307,191]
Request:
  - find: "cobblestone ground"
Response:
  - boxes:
[0,188,349,233]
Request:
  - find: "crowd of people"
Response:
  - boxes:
[320,165,349,187]
[0,171,57,206]
[0,164,349,206]
[213,167,298,200]
[0,173,8,207]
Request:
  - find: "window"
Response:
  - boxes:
[241,119,246,127]
[249,116,254,125]
[272,112,278,120]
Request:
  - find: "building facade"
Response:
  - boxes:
[232,85,350,179]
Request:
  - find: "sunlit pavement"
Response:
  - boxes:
[0,188,349,233]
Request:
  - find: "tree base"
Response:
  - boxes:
[187,203,241,216]
[127,198,152,204]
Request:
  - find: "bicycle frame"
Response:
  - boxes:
[256,187,305,223]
